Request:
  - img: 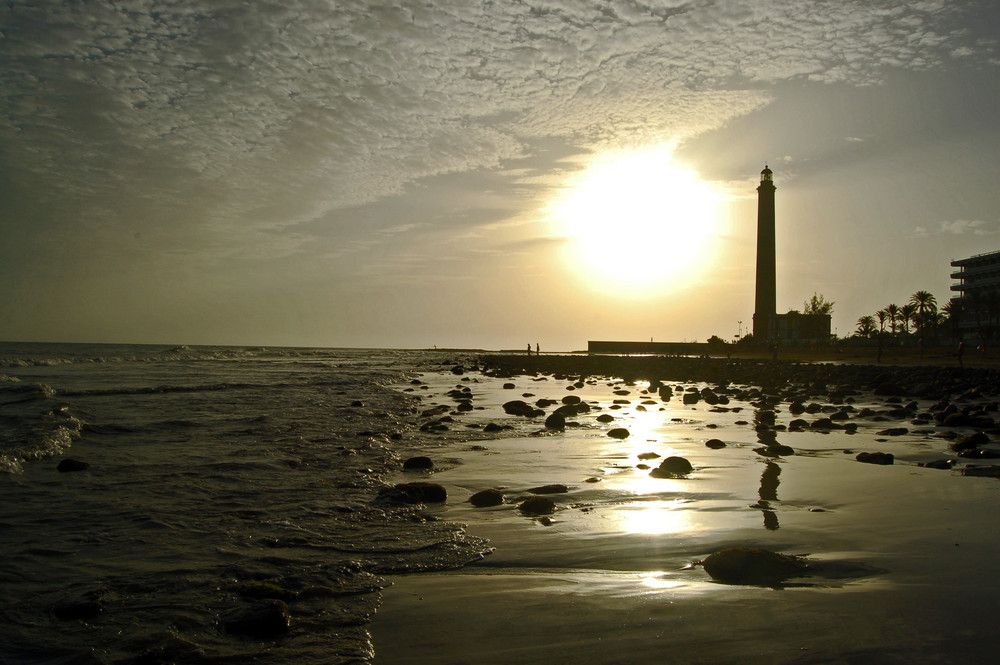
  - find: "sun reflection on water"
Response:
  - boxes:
[614,499,694,535]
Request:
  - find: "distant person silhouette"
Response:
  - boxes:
[535,343,540,355]
[527,343,532,356]
[957,339,965,367]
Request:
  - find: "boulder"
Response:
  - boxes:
[528,484,568,494]
[57,458,90,472]
[595,414,615,423]
[650,456,693,478]
[561,394,582,405]
[701,548,811,587]
[503,400,543,417]
[469,489,505,507]
[705,438,726,449]
[519,496,556,516]
[544,412,566,430]
[224,599,291,637]
[378,482,447,504]
[402,456,434,471]
[606,428,630,439]
[856,451,894,465]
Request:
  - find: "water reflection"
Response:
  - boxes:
[752,403,789,530]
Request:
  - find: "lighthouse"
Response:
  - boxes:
[753,165,776,343]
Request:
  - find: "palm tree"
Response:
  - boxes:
[856,315,876,338]
[899,303,917,335]
[885,304,901,336]
[876,309,888,335]
[910,291,938,335]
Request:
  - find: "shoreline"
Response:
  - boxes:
[371,356,1000,663]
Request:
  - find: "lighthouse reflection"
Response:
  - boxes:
[751,404,790,530]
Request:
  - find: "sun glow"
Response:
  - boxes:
[549,146,722,295]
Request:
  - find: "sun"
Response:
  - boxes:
[548,146,722,295]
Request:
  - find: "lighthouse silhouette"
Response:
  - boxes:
[753,165,776,343]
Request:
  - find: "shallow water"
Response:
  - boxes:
[0,343,488,665]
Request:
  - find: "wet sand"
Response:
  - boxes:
[371,356,1000,664]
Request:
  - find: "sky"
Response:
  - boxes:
[2,0,1000,350]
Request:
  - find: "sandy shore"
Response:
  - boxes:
[370,357,1000,664]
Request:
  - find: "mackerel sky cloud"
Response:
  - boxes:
[2,1,999,347]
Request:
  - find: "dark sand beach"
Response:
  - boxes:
[371,353,1000,664]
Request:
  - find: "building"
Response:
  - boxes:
[753,165,776,342]
[950,249,1000,339]
[752,166,831,346]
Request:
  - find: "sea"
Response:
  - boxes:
[0,342,491,665]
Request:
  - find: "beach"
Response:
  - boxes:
[371,354,1000,664]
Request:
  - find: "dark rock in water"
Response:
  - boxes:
[682,392,700,405]
[596,414,615,423]
[528,484,568,494]
[502,382,516,389]
[378,482,447,504]
[561,394,582,405]
[469,489,505,507]
[503,400,544,417]
[788,419,809,430]
[958,448,1000,459]
[944,413,994,428]
[519,496,556,516]
[403,456,434,471]
[962,465,1000,478]
[483,423,504,433]
[856,451,894,465]
[810,418,834,429]
[57,458,90,472]
[544,411,566,430]
[607,428,630,439]
[224,599,291,637]
[456,401,474,412]
[650,456,693,478]
[702,547,811,587]
[637,451,661,460]
[874,382,906,397]
[951,432,989,452]
[451,365,465,375]
[536,398,558,407]
[52,593,103,621]
[921,459,955,470]
[705,438,726,449]
[876,427,908,436]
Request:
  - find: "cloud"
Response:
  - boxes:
[913,219,1000,237]
[1,0,993,275]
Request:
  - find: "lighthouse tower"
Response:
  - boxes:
[753,165,776,343]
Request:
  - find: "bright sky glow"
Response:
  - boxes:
[549,147,722,296]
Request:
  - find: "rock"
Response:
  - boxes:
[450,365,465,375]
[649,456,693,478]
[402,456,434,471]
[483,423,504,433]
[921,459,955,470]
[951,432,989,452]
[788,401,805,414]
[606,428,630,439]
[701,547,811,587]
[874,382,906,397]
[519,496,556,516]
[810,418,834,429]
[57,458,90,472]
[469,489,505,507]
[682,392,700,405]
[502,382,516,389]
[876,428,908,436]
[856,451,894,465]
[224,599,291,637]
[456,401,474,412]
[52,593,103,621]
[502,400,543,417]
[962,465,1000,478]
[596,414,615,423]
[378,482,447,504]
[637,452,661,460]
[788,419,809,429]
[561,394,581,405]
[544,412,566,430]
[528,484,568,494]
[705,438,726,449]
